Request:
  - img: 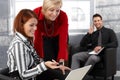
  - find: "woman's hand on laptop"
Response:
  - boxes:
[59,65,71,75]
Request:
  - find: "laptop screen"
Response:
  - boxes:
[65,65,92,80]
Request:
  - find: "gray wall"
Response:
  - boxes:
[96,0,120,33]
[95,0,120,70]
[0,0,13,68]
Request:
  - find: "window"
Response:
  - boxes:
[9,0,43,35]
[0,0,10,35]
[62,0,95,35]
[9,0,94,35]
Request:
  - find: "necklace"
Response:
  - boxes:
[44,20,54,37]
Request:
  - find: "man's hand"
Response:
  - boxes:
[94,46,102,53]
[88,25,94,34]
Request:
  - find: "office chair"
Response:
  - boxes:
[0,67,19,80]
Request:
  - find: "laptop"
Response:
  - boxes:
[89,47,104,55]
[65,65,92,80]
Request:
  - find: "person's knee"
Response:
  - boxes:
[89,55,99,62]
[72,53,80,59]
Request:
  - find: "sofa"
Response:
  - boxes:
[68,34,117,80]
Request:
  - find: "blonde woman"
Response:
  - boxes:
[33,0,70,79]
[33,0,68,65]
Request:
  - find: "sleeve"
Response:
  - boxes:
[103,29,118,48]
[80,33,92,47]
[57,11,68,61]
[13,43,47,80]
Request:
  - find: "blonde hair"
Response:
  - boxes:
[42,0,62,13]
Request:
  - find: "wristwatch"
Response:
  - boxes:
[59,62,64,66]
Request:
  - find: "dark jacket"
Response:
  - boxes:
[80,26,118,51]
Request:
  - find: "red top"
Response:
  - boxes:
[33,7,68,61]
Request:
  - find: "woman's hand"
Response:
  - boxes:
[45,60,59,69]
[59,65,71,75]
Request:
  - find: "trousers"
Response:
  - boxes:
[36,69,69,80]
[43,36,59,61]
[71,51,101,70]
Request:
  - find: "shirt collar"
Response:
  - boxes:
[15,32,28,43]
[15,32,33,49]
[97,26,104,31]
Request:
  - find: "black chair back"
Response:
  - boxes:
[0,67,18,80]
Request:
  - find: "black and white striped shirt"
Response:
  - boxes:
[7,32,47,80]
